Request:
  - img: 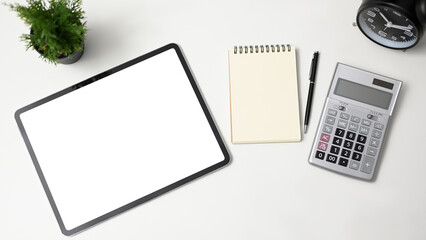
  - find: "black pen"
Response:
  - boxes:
[304,51,319,134]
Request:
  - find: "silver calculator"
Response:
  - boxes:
[308,63,402,181]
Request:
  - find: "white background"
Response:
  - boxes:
[1,0,426,239]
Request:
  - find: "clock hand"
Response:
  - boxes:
[379,12,390,23]
[388,24,413,31]
[393,24,412,30]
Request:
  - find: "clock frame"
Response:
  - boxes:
[357,0,425,49]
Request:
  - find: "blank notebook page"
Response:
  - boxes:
[229,45,301,143]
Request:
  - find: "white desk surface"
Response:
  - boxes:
[1,0,425,239]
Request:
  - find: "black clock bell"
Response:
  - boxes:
[357,0,426,49]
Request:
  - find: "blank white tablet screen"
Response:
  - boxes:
[19,48,225,231]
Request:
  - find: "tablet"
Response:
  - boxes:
[15,43,230,235]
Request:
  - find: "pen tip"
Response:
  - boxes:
[304,125,307,134]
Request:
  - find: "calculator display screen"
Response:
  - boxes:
[334,78,392,109]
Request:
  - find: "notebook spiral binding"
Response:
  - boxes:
[233,44,292,54]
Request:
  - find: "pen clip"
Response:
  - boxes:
[309,58,314,80]
[309,52,319,82]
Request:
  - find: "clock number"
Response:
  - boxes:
[374,7,380,12]
[368,18,374,23]
[367,10,376,17]
[379,31,387,37]
[404,31,413,37]
[393,11,402,17]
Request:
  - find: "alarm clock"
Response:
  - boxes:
[357,0,426,49]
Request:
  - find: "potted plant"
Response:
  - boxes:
[4,0,87,64]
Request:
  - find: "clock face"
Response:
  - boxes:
[357,6,419,49]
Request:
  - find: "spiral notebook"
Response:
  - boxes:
[228,44,301,144]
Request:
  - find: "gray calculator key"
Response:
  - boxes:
[372,130,382,139]
[348,123,359,132]
[367,147,377,156]
[359,126,370,135]
[361,156,375,174]
[340,112,350,120]
[351,116,361,123]
[323,124,333,134]
[370,115,378,121]
[374,122,384,130]
[328,109,337,116]
[361,119,372,126]
[325,116,336,125]
[370,138,380,148]
[349,160,360,170]
[337,120,348,129]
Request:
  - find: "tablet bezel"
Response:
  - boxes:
[15,43,230,236]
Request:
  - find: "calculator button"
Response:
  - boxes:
[366,147,377,156]
[325,116,336,125]
[349,160,360,170]
[318,142,328,151]
[344,140,354,149]
[335,128,345,137]
[352,152,362,161]
[338,158,349,167]
[315,151,325,160]
[346,131,356,140]
[361,156,375,174]
[341,149,351,158]
[340,112,350,120]
[326,154,338,164]
[332,137,343,146]
[371,130,382,139]
[339,106,346,111]
[322,124,333,134]
[337,120,348,129]
[361,119,372,126]
[374,122,384,130]
[330,146,340,155]
[357,134,367,144]
[320,133,331,142]
[351,116,361,123]
[328,109,337,116]
[348,123,359,132]
[359,126,370,135]
[370,139,380,148]
[354,143,365,153]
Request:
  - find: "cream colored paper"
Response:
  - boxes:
[229,46,301,143]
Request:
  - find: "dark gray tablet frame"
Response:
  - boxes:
[15,43,230,236]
